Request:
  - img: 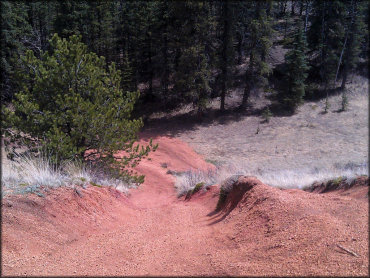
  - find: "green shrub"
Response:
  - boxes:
[2,34,157,184]
[331,176,344,186]
[262,107,273,123]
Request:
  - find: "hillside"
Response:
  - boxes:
[2,136,368,276]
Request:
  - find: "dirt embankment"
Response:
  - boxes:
[2,136,369,276]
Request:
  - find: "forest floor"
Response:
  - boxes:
[144,74,368,185]
[2,136,369,276]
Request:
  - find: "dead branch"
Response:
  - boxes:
[337,244,359,257]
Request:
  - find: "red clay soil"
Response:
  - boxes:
[1,136,369,276]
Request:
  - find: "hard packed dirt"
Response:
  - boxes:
[1,136,369,276]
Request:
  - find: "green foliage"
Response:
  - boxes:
[331,176,343,186]
[3,34,157,184]
[90,181,102,188]
[262,107,273,123]
[283,26,309,112]
[1,1,368,120]
[173,1,215,114]
[192,182,205,194]
[1,1,31,101]
[240,1,274,108]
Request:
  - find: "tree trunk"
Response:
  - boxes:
[304,1,310,33]
[237,32,244,64]
[148,34,153,95]
[161,32,169,95]
[341,63,348,89]
[341,0,357,90]
[240,53,254,110]
[335,31,348,86]
[299,1,304,16]
[240,80,250,110]
[291,1,295,16]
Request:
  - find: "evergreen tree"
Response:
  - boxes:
[2,34,157,183]
[240,1,273,109]
[340,0,367,89]
[25,1,56,54]
[283,25,309,112]
[308,1,347,91]
[121,50,135,92]
[173,1,216,116]
[219,1,235,111]
[1,1,31,101]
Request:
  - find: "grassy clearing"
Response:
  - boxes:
[1,153,132,197]
[174,161,368,196]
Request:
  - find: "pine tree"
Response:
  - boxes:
[240,1,273,110]
[1,1,31,101]
[340,0,367,89]
[308,1,347,92]
[121,50,134,92]
[219,1,235,111]
[173,1,215,116]
[283,25,309,112]
[3,34,157,183]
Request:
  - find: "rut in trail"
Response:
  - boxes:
[2,136,369,276]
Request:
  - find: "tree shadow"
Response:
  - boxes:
[304,86,343,102]
[140,104,265,140]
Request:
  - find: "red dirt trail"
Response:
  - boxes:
[1,136,369,276]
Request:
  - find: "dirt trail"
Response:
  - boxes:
[2,136,369,276]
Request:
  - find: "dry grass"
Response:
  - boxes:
[174,160,367,195]
[173,75,368,178]
[1,152,131,196]
[159,75,368,193]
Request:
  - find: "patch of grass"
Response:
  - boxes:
[330,176,345,186]
[90,181,102,188]
[205,159,216,165]
[174,169,216,197]
[192,182,205,194]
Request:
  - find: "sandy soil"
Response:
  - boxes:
[2,136,368,276]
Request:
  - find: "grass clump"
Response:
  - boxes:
[192,182,205,194]
[90,181,102,188]
[331,176,344,186]
[1,152,132,196]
